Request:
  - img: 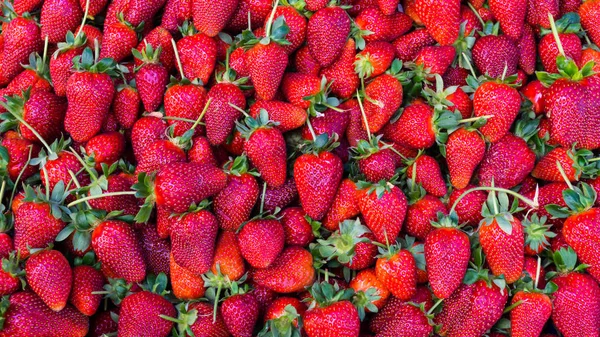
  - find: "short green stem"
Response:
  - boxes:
[67,191,137,207]
[449,186,538,214]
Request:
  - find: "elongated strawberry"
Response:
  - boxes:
[489,0,526,40]
[473,80,521,143]
[25,249,72,311]
[322,179,360,231]
[134,26,175,71]
[69,264,105,316]
[477,133,536,189]
[352,136,397,183]
[0,132,37,181]
[320,38,359,100]
[171,207,218,275]
[356,180,407,243]
[362,66,403,133]
[307,6,350,68]
[406,154,448,197]
[471,25,519,79]
[176,21,217,84]
[446,127,486,189]
[510,290,553,337]
[538,13,583,74]
[64,47,117,142]
[518,24,537,75]
[303,281,360,337]
[133,43,168,112]
[170,253,205,300]
[205,80,246,145]
[50,31,86,97]
[251,246,315,293]
[40,0,82,44]
[211,231,245,281]
[112,80,140,129]
[415,0,460,45]
[580,0,600,46]
[404,180,448,240]
[376,240,417,300]
[280,207,316,247]
[192,0,238,37]
[99,13,141,63]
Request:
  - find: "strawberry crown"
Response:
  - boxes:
[306,280,354,309]
[73,251,100,269]
[430,211,462,229]
[540,12,583,37]
[241,12,290,49]
[399,235,426,271]
[298,132,340,155]
[404,178,426,205]
[132,43,163,68]
[351,287,380,321]
[203,266,250,322]
[537,56,596,86]
[548,247,588,276]
[22,181,71,220]
[0,89,31,134]
[22,51,52,84]
[132,172,157,223]
[512,113,551,158]
[522,213,556,253]
[312,218,371,267]
[566,147,600,179]
[160,302,202,337]
[349,135,390,160]
[463,247,507,292]
[1,252,25,288]
[178,20,199,37]
[140,272,170,296]
[452,21,476,69]
[56,209,133,252]
[55,30,87,56]
[236,109,279,140]
[94,277,137,306]
[257,304,303,337]
[223,154,259,177]
[72,47,120,76]
[29,137,71,168]
[546,182,597,218]
[215,42,250,88]
[479,188,523,235]
[356,178,398,199]
[304,76,341,117]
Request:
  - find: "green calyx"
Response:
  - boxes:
[160,302,199,337]
[23,52,52,84]
[307,280,354,309]
[512,113,551,159]
[479,188,522,235]
[351,288,380,321]
[224,155,259,177]
[236,109,278,140]
[132,43,163,68]
[567,147,600,179]
[549,247,588,276]
[22,180,71,220]
[537,56,596,86]
[203,266,249,322]
[132,172,157,223]
[73,251,100,268]
[241,14,290,49]
[298,132,340,156]
[540,12,582,37]
[463,247,507,292]
[55,30,88,56]
[404,178,426,205]
[0,90,29,134]
[314,218,370,266]
[29,137,71,168]
[452,21,476,69]
[257,304,303,337]
[72,47,120,76]
[356,179,396,199]
[56,209,133,252]
[400,235,425,272]
[430,211,462,229]
[178,20,198,37]
[304,76,341,117]
[93,277,136,306]
[349,135,389,160]
[545,182,597,218]
[1,252,25,287]
[522,213,556,253]
[140,272,170,296]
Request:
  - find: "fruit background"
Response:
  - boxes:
[0,0,600,335]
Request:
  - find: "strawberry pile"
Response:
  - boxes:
[2,0,600,335]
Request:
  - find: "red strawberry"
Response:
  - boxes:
[226,0,271,32]
[169,301,230,337]
[220,292,260,337]
[281,72,321,110]
[527,0,559,28]
[354,41,395,79]
[355,7,413,43]
[518,24,537,75]
[477,133,536,188]
[280,207,315,246]
[134,27,175,71]
[50,33,86,97]
[238,218,285,269]
[1,131,40,181]
[446,127,486,189]
[69,265,105,316]
[473,81,521,143]
[414,0,460,45]
[251,246,315,293]
[532,147,593,182]
[84,132,125,170]
[322,178,360,231]
[249,100,307,132]
[307,6,351,67]
[415,45,456,77]
[205,82,246,146]
[118,289,176,337]
[581,0,600,46]
[25,249,72,311]
[0,9,43,86]
[472,34,519,79]
[406,154,448,197]
[356,181,407,243]
[392,29,436,62]
[510,290,553,337]
[538,14,582,74]
[161,0,192,33]
[303,281,360,337]
[405,187,447,240]
[267,5,307,54]
[489,0,526,40]
[40,0,83,43]
[382,102,436,150]
[352,138,397,183]
[376,242,417,300]
[171,209,218,275]
[261,178,298,213]
[112,80,140,129]
[4,52,52,97]
[349,268,389,310]
[163,81,207,138]
[318,39,359,100]
[176,22,217,84]
[212,230,245,281]
[64,48,117,142]
[192,0,238,37]
[91,220,147,282]
[294,45,321,76]
[363,74,403,133]
[133,44,169,112]
[245,38,288,101]
[170,254,205,300]
[99,14,140,63]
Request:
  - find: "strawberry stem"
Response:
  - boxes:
[0,180,5,203]
[228,102,250,118]
[259,181,267,214]
[426,298,443,315]
[588,157,600,162]
[503,300,523,313]
[68,147,98,182]
[162,116,204,125]
[212,282,222,323]
[535,255,541,289]
[8,145,33,207]
[66,191,137,207]
[42,36,49,66]
[555,160,574,190]
[449,186,539,214]
[356,90,371,139]
[548,12,566,57]
[76,0,90,38]
[457,115,493,124]
[264,0,281,39]
[462,53,478,78]
[170,39,186,80]
[190,97,212,131]
[67,169,92,209]
[42,168,50,199]
[467,2,486,27]
[5,109,52,153]
[305,116,317,141]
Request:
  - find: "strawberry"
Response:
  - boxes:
[238,217,284,269]
[262,177,298,213]
[521,182,568,228]
[539,14,583,74]
[267,5,307,54]
[212,230,245,281]
[138,223,171,275]
[471,28,519,79]
[343,99,369,147]
[352,137,397,183]
[383,102,440,150]
[249,100,307,132]
[314,218,374,269]
[392,29,436,62]
[237,110,287,187]
[91,220,147,282]
[251,246,315,293]
[294,45,321,76]
[0,254,22,297]
[375,240,418,300]
[25,249,72,311]
[307,6,351,67]
[521,80,547,115]
[40,0,82,43]
[99,13,141,63]
[163,81,207,138]
[294,134,344,220]
[227,0,271,32]
[64,47,117,142]
[550,248,600,337]
[69,264,105,316]
[580,0,600,45]
[478,189,526,284]
[405,182,448,240]
[527,0,559,28]
[300,108,350,141]
[322,178,360,231]
[161,0,192,34]
[414,45,456,77]
[1,131,40,181]
[0,7,43,86]
[280,207,315,246]
[362,70,403,133]
[13,0,43,14]
[50,32,87,97]
[170,253,205,300]
[532,147,596,182]
[406,154,448,197]
[477,133,536,188]
[281,72,321,110]
[373,298,434,336]
[84,132,125,170]
[134,27,175,71]
[5,51,52,96]
[133,44,169,112]
[522,213,557,256]
[349,268,389,310]
[303,281,361,337]
[489,0,526,40]
[354,41,395,79]
[0,292,88,336]
[220,292,259,337]
[205,81,246,146]
[118,279,176,337]
[176,21,217,84]
[446,127,485,189]
[170,208,218,276]
[112,80,140,129]
[518,24,537,75]
[261,297,306,336]
[369,287,434,334]
[355,180,407,243]
[473,81,521,143]
[538,57,600,150]
[414,0,460,45]
[192,0,238,37]
[122,0,168,28]
[510,290,553,337]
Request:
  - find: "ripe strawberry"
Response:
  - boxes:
[50,32,86,97]
[91,220,147,282]
[64,47,117,142]
[383,102,436,150]
[40,0,82,43]
[406,154,448,197]
[251,246,315,293]
[414,0,460,45]
[0,8,43,86]
[355,7,413,43]
[133,44,169,112]
[527,0,559,28]
[532,147,593,182]
[192,0,238,37]
[446,127,486,189]
[472,32,519,79]
[170,253,205,300]
[300,108,350,141]
[261,178,298,213]
[373,298,434,336]
[405,184,447,240]
[580,0,600,46]
[170,208,218,276]
[176,21,217,84]
[376,242,417,300]
[1,131,40,181]
[477,133,536,188]
[163,82,207,139]
[392,29,436,62]
[69,265,105,316]
[307,6,351,67]
[99,14,141,63]
[25,249,72,311]
[226,0,271,32]
[280,207,315,246]
[249,100,306,132]
[112,80,140,129]
[349,268,389,310]
[356,181,407,243]
[281,72,320,110]
[138,223,171,275]
[354,41,395,79]
[267,5,307,54]
[539,14,583,74]
[118,288,176,337]
[415,45,456,77]
[362,72,403,133]
[238,218,284,269]
[294,135,344,220]
[13,0,43,14]
[261,297,306,336]
[4,52,52,97]
[134,26,175,71]
[322,178,360,231]
[550,248,600,337]
[352,138,397,183]
[369,287,434,334]
[489,0,526,40]
[205,82,246,146]
[161,0,192,33]
[84,132,125,170]
[212,231,245,281]
[510,290,553,337]
[473,81,521,143]
[294,45,321,76]
[219,292,259,337]
[517,24,537,75]
[314,218,374,269]
[303,281,361,337]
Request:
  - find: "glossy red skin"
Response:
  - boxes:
[0,16,42,86]
[14,202,66,259]
[527,0,559,28]
[0,292,88,337]
[357,186,407,243]
[446,128,486,189]
[177,33,217,84]
[16,91,65,143]
[392,29,436,62]
[251,246,315,293]
[301,109,350,141]
[363,74,403,133]
[112,84,140,129]
[480,218,525,284]
[0,234,13,259]
[43,151,86,192]
[517,24,537,75]
[511,292,551,337]
[69,265,105,316]
[99,21,138,63]
[161,0,192,33]
[247,43,288,101]
[406,195,447,240]
[91,220,147,283]
[532,147,579,182]
[65,72,115,142]
[170,210,218,275]
[343,99,369,147]
[304,301,360,337]
[375,303,434,337]
[266,6,307,54]
[13,0,44,14]
[154,162,227,212]
[187,136,217,165]
[214,172,259,231]
[245,127,287,187]
[212,231,245,281]
[80,0,108,17]
[563,208,600,283]
[1,132,40,181]
[474,82,521,143]
[477,133,536,189]
[581,0,600,45]
[85,132,126,170]
[237,219,285,269]
[539,33,582,74]
[133,27,175,71]
[118,291,175,337]
[136,63,169,112]
[188,302,230,336]
[376,250,417,300]
[349,269,390,310]
[88,173,139,216]
[355,7,412,42]
[346,232,378,270]
[425,227,470,299]
[414,0,460,45]
[131,116,168,159]
[163,82,207,137]
[294,45,321,75]
[552,272,600,337]
[192,0,237,37]
[5,68,52,99]
[135,139,187,174]
[383,103,434,149]
[262,178,298,213]
[221,293,260,337]
[40,0,81,42]
[415,45,455,76]
[249,100,307,133]
[472,35,519,79]
[408,155,448,197]
[322,179,360,231]
[307,7,351,67]
[169,253,205,300]
[544,76,600,150]
[446,87,472,119]
[489,0,526,40]
[370,287,433,334]
[521,80,547,114]
[264,297,307,325]
[226,0,271,32]
[294,151,343,220]
[281,72,321,110]
[26,250,72,312]
[205,83,246,145]
[356,41,395,79]
[280,207,315,247]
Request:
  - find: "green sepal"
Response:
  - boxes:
[313,218,370,266]
[548,247,589,277]
[545,182,597,218]
[297,133,340,156]
[351,288,380,321]
[132,172,157,223]
[306,280,355,309]
[257,304,303,337]
[536,56,596,86]
[522,213,556,253]
[72,47,120,77]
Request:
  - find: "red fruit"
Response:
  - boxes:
[251,246,315,293]
[85,132,125,170]
[212,231,245,281]
[249,100,307,132]
[100,17,139,63]
[363,74,403,132]
[307,7,351,67]
[321,38,360,100]
[138,224,171,275]
[1,131,40,181]
[221,293,260,337]
[510,291,552,337]
[517,24,537,75]
[247,43,288,101]
[392,29,436,62]
[473,82,521,143]
[303,293,360,337]
[480,216,525,284]
[406,195,447,240]
[267,6,307,54]
[414,0,460,45]
[226,0,271,32]
[527,0,559,28]
[163,81,207,137]
[354,41,395,79]
[349,269,390,310]
[118,291,176,337]
[384,103,435,149]
[281,72,320,110]
[521,80,547,114]
[472,35,519,79]
[262,178,298,213]
[237,219,285,269]
[407,154,448,197]
[69,265,105,316]
[188,136,217,165]
[91,220,147,283]
[294,45,321,76]
[415,45,456,76]
[134,45,169,112]
[581,0,600,46]
[280,207,315,246]
[171,210,218,275]
[322,179,360,231]
[205,83,246,145]
[134,27,175,71]
[446,128,486,189]
[489,0,526,40]
[355,7,413,42]
[112,82,140,129]
[170,254,205,300]
[376,248,417,300]
[214,165,259,232]
[477,133,536,189]
[240,117,287,187]
[176,29,217,84]
[40,0,82,43]
[14,202,66,259]
[539,33,582,74]
[356,183,407,243]
[563,208,600,283]
[192,0,238,37]
[26,250,72,311]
